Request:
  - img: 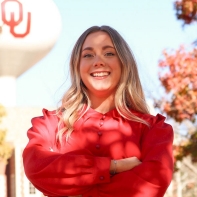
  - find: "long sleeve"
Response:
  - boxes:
[83,114,174,197]
[23,109,111,197]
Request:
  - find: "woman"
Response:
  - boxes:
[23,26,174,197]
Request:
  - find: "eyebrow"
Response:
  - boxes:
[82,45,115,51]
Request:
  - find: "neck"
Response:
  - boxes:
[88,93,115,114]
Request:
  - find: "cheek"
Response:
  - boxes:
[79,63,86,77]
[79,64,89,86]
[79,60,89,72]
[79,65,83,77]
[113,62,122,79]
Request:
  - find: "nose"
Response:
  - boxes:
[93,55,105,67]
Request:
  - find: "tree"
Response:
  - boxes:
[175,0,197,25]
[154,0,197,166]
[156,44,197,164]
[0,104,13,165]
[153,1,197,196]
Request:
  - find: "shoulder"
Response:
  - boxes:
[131,110,170,127]
[131,110,173,137]
[30,108,59,135]
[142,113,169,128]
[31,108,58,123]
[25,108,60,152]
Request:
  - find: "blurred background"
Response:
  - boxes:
[0,0,197,196]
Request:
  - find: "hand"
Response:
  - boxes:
[110,157,141,174]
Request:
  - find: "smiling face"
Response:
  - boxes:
[79,31,122,99]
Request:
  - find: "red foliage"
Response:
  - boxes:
[159,46,197,122]
[174,0,197,24]
[158,46,197,164]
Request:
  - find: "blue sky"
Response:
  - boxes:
[16,0,197,107]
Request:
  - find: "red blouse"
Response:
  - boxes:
[23,108,174,197]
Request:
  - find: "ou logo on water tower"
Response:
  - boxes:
[1,0,31,38]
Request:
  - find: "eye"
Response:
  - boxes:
[105,52,115,56]
[83,53,94,58]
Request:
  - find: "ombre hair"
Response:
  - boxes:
[57,25,150,142]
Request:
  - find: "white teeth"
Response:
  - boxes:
[92,72,109,77]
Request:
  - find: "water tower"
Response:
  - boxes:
[0,0,62,106]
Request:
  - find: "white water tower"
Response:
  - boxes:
[0,0,62,106]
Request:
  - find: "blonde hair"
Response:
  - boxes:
[57,25,150,142]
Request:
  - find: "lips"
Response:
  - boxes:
[91,72,110,77]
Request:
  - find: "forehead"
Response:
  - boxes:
[82,31,114,48]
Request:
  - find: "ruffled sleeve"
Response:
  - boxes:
[89,113,174,197]
[22,109,111,197]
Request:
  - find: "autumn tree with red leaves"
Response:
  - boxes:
[159,46,197,123]
[157,46,197,163]
[153,2,197,196]
[155,0,197,165]
[156,0,197,165]
[175,0,197,25]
